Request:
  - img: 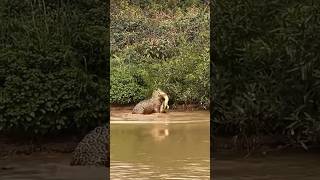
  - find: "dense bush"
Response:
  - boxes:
[0,0,108,135]
[110,0,209,107]
[213,0,320,145]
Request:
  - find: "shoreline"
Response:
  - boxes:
[214,136,320,156]
[1,134,318,159]
[110,103,207,112]
[2,108,319,158]
[0,135,80,159]
[1,107,207,158]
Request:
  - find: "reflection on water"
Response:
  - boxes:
[110,110,210,180]
[110,111,209,124]
[214,152,320,180]
[149,124,170,142]
[0,153,108,180]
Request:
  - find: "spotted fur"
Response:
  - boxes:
[132,89,169,114]
[70,125,109,167]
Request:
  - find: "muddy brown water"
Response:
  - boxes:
[214,152,320,180]
[0,153,108,180]
[110,110,210,180]
[0,110,209,180]
[2,110,318,180]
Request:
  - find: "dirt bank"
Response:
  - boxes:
[1,105,206,158]
[111,103,207,111]
[0,135,81,159]
[214,136,320,157]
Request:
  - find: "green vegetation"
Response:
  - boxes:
[110,1,209,107]
[1,0,209,136]
[0,0,108,135]
[213,0,320,147]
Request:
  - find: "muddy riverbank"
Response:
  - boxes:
[1,111,316,158]
[214,136,320,158]
[111,103,207,111]
[0,135,80,159]
[0,135,109,179]
[214,151,320,180]
[0,152,109,180]
[0,106,206,158]
[0,133,109,179]
[2,108,320,180]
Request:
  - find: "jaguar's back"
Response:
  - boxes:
[132,98,162,114]
[70,125,109,167]
[132,89,167,114]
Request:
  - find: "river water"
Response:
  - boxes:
[214,152,320,180]
[0,153,108,180]
[2,110,319,180]
[110,110,210,180]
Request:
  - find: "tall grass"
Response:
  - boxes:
[213,0,320,146]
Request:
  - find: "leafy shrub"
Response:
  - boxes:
[213,0,320,145]
[110,0,209,107]
[0,0,108,135]
[110,56,148,104]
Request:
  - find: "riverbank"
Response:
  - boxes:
[1,135,317,160]
[214,136,320,157]
[4,108,319,160]
[214,151,320,180]
[0,152,108,180]
[0,106,206,158]
[111,103,207,112]
[0,135,80,159]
